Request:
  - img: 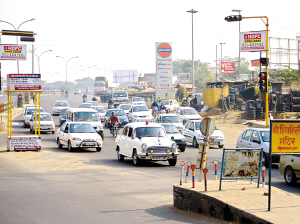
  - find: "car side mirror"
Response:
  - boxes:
[171,136,174,140]
[253,139,261,144]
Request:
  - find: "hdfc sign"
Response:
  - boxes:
[0,44,27,60]
[240,31,266,52]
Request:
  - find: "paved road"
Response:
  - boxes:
[0,94,299,224]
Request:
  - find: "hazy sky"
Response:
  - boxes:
[1,0,299,85]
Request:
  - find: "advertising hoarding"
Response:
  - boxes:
[221,62,235,74]
[0,44,27,60]
[7,136,41,151]
[179,73,190,83]
[7,74,41,91]
[113,70,138,83]
[239,31,267,52]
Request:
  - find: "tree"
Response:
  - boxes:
[274,67,300,86]
[165,92,169,99]
[176,87,185,101]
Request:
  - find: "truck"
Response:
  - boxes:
[94,76,111,102]
[112,90,129,108]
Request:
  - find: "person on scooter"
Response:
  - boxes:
[82,93,87,103]
[92,96,97,101]
[65,90,68,98]
[158,103,167,111]
[108,112,121,133]
[151,100,158,109]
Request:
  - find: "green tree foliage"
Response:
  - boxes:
[274,67,300,86]
[176,87,185,100]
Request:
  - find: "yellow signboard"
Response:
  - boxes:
[271,120,300,154]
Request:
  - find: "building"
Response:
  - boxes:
[144,73,156,86]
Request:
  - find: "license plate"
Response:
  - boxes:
[213,141,219,145]
[40,127,47,129]
[84,143,95,146]
[152,156,167,161]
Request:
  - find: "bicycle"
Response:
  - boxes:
[111,122,119,138]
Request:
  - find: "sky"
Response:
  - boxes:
[0,0,300,86]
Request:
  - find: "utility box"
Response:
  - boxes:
[203,85,229,107]
[17,94,23,107]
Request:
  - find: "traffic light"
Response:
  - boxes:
[259,72,267,92]
[224,15,242,22]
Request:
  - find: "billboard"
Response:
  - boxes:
[112,70,138,83]
[239,31,267,52]
[156,42,173,99]
[221,62,235,74]
[179,73,190,83]
[7,136,41,151]
[0,44,27,60]
[7,74,41,90]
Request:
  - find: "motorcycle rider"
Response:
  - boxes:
[82,93,87,103]
[151,100,158,109]
[108,112,121,133]
[92,96,97,101]
[158,103,167,111]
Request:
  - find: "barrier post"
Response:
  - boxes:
[203,168,208,191]
[262,166,266,187]
[180,161,185,185]
[191,164,196,188]
[213,160,218,181]
[185,161,192,183]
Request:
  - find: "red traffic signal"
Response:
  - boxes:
[259,72,267,92]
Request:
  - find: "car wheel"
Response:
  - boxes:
[218,145,224,149]
[240,104,247,111]
[168,158,177,166]
[57,138,62,149]
[132,150,140,166]
[96,147,101,152]
[68,141,73,152]
[117,150,124,161]
[193,137,198,148]
[284,167,297,185]
[30,127,32,133]
[180,147,186,152]
[262,152,269,168]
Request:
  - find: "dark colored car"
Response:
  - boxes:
[104,109,129,128]
[59,108,69,126]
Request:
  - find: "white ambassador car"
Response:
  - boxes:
[115,122,180,166]
[130,97,146,106]
[127,105,152,122]
[175,107,202,124]
[56,122,103,152]
[52,101,69,115]
[156,113,184,132]
[29,112,55,134]
[183,120,225,148]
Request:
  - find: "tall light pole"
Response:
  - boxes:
[220,43,226,81]
[71,68,85,80]
[46,71,58,84]
[187,9,198,97]
[56,56,79,89]
[232,9,242,77]
[81,65,97,90]
[0,18,35,73]
[30,50,52,73]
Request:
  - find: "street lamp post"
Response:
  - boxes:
[71,68,85,80]
[30,50,52,73]
[0,18,35,73]
[46,72,58,84]
[232,9,242,77]
[220,43,226,81]
[56,56,79,89]
[187,9,198,97]
[81,65,97,91]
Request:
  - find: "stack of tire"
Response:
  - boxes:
[269,94,277,113]
[292,93,300,112]
[246,100,256,120]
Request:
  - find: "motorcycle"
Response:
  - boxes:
[82,95,87,103]
[152,106,159,119]
[111,122,119,138]
[65,92,69,98]
[159,109,166,114]
[108,103,113,109]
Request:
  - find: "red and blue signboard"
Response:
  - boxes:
[158,43,172,58]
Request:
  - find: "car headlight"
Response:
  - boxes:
[182,137,186,141]
[124,118,128,122]
[96,138,102,141]
[72,137,81,141]
[142,143,147,149]
[172,143,177,149]
[97,126,103,131]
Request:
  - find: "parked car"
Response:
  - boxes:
[156,113,184,132]
[127,105,152,122]
[52,101,69,116]
[23,107,45,127]
[56,122,103,152]
[118,104,132,115]
[236,128,280,167]
[59,108,69,126]
[160,100,179,112]
[86,101,99,106]
[160,123,186,152]
[175,107,202,124]
[79,103,93,108]
[279,155,300,185]
[183,120,225,149]
[104,109,129,128]
[29,112,55,134]
[92,106,106,122]
[115,122,180,166]
[74,89,81,95]
[130,97,146,106]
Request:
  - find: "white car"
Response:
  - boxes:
[74,89,81,95]
[236,128,280,167]
[91,106,106,122]
[160,123,187,152]
[79,103,93,108]
[156,113,184,132]
[115,122,179,166]
[130,97,146,106]
[279,155,300,185]
[56,122,103,152]
[128,105,152,122]
[23,107,45,127]
[29,112,55,134]
[175,106,202,124]
[160,100,179,112]
[183,120,225,149]
[86,101,99,106]
[52,101,69,116]
[118,104,132,115]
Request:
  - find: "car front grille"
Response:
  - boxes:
[146,146,172,153]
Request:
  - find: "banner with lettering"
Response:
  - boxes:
[271,120,300,154]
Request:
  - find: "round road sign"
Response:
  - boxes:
[200,118,215,136]
[158,43,172,58]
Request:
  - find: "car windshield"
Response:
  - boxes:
[113,92,126,97]
[74,112,99,122]
[33,114,52,121]
[135,127,165,138]
[183,108,198,115]
[93,107,105,113]
[107,110,126,116]
[133,98,143,102]
[61,109,68,115]
[195,122,219,131]
[55,102,68,107]
[120,105,131,110]
[69,123,96,133]
[80,103,93,108]
[161,124,179,134]
[27,108,45,115]
[159,116,180,123]
[133,106,148,112]
[260,130,270,142]
[161,100,170,105]
[87,101,98,106]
